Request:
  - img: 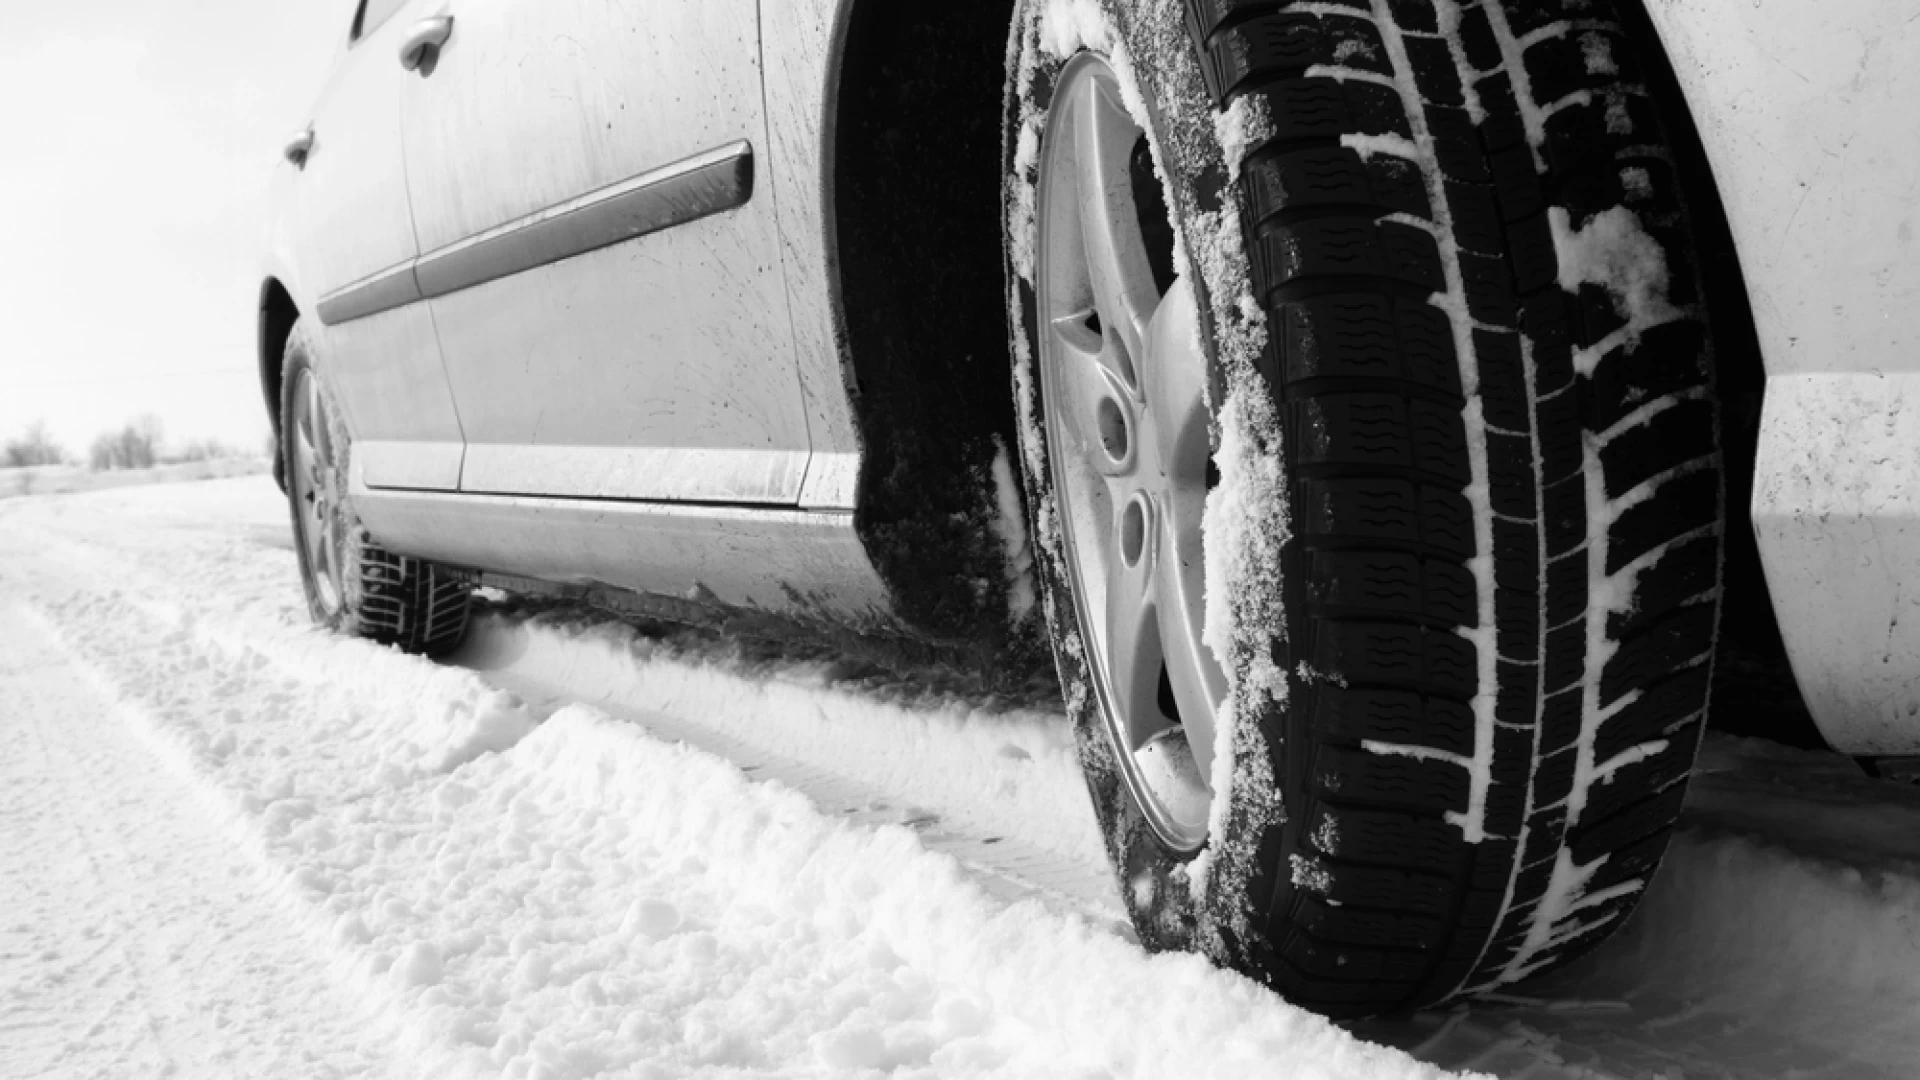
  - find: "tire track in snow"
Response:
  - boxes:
[0,601,406,1080]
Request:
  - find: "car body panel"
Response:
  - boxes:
[325,306,466,490]
[1753,374,1920,753]
[760,0,865,510]
[292,0,466,491]
[265,0,1920,745]
[395,0,815,505]
[1644,0,1920,751]
[1642,0,1920,381]
[350,482,894,626]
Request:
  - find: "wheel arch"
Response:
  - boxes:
[258,277,300,441]
[826,0,1040,653]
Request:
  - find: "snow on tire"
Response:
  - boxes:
[1003,0,1721,1015]
[280,321,473,658]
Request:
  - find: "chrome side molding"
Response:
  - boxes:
[317,261,423,325]
[316,140,755,326]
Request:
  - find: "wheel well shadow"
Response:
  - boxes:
[258,279,299,438]
[831,0,1036,652]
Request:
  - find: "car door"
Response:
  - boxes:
[395,0,811,504]
[292,0,466,491]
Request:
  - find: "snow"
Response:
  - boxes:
[1550,206,1686,374]
[1475,6,1566,172]
[1211,97,1273,184]
[1195,385,1290,896]
[1383,736,1920,1078]
[0,457,268,499]
[1579,32,1618,76]
[0,478,1455,1080]
[1342,132,1422,165]
[1493,190,1704,985]
[987,437,1039,625]
[1431,0,1486,124]
[4,475,1919,1078]
[0,604,407,1079]
[1618,167,1654,203]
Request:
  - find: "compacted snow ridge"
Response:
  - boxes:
[455,612,1122,922]
[1356,0,1501,849]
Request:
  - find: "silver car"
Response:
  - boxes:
[259,0,1920,1017]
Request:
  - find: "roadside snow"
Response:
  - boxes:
[0,604,405,1080]
[7,477,1919,1079]
[0,479,1458,1080]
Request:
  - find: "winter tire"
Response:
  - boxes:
[281,322,473,657]
[1004,0,1722,1016]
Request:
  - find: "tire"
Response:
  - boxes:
[281,321,472,657]
[1003,0,1722,1016]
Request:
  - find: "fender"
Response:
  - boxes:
[1640,0,1920,380]
[1643,0,1920,752]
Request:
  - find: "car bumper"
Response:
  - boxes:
[1754,372,1920,754]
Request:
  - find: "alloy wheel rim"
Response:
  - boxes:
[1035,53,1227,852]
[290,368,346,617]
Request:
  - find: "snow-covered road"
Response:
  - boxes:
[3,477,1917,1079]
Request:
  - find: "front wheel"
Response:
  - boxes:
[281,321,472,657]
[1004,0,1723,1016]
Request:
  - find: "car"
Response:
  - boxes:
[257,0,1920,1017]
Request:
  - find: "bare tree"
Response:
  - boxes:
[173,437,240,463]
[3,420,66,468]
[88,415,164,471]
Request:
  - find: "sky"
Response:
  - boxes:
[0,0,347,456]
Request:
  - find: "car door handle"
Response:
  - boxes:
[398,16,455,72]
[284,128,315,168]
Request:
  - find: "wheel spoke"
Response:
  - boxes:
[1141,276,1211,480]
[1102,498,1176,753]
[308,375,333,471]
[1152,476,1226,786]
[1048,313,1140,479]
[294,406,317,471]
[1069,70,1160,371]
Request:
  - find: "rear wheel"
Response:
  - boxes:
[281,322,472,657]
[1003,0,1722,1016]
